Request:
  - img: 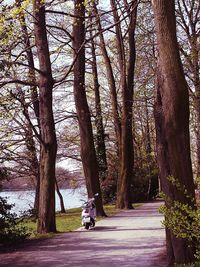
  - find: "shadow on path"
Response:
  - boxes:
[0,201,167,267]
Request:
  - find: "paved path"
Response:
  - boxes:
[0,201,167,267]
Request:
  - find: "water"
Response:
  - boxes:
[0,188,87,216]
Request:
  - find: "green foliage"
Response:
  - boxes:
[0,196,30,245]
[159,202,200,240]
[160,203,200,260]
[194,177,200,184]
[159,176,200,261]
[131,155,159,202]
[101,148,159,204]
[167,175,195,202]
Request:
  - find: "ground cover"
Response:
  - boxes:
[23,204,121,239]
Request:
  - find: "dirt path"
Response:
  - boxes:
[0,201,167,267]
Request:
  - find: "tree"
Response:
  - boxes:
[176,0,200,177]
[92,2,121,158]
[152,0,196,264]
[72,0,106,216]
[111,0,137,209]
[55,179,65,213]
[33,0,57,233]
[89,26,108,183]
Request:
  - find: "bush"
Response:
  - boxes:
[159,176,200,261]
[159,202,200,260]
[0,196,30,245]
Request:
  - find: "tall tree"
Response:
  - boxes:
[111,0,137,209]
[73,0,106,216]
[176,0,200,176]
[33,0,57,233]
[152,0,196,264]
[90,28,108,183]
[93,2,121,158]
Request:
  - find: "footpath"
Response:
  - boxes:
[0,201,167,267]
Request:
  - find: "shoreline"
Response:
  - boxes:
[0,187,77,193]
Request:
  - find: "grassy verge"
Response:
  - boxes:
[23,204,123,239]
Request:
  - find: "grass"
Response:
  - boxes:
[22,204,122,239]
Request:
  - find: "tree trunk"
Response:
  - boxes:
[73,0,106,216]
[144,92,154,200]
[90,31,108,183]
[152,0,196,264]
[55,179,65,213]
[33,0,57,233]
[25,127,40,214]
[196,101,200,177]
[93,2,121,156]
[115,1,137,209]
[192,42,200,177]
[21,93,40,214]
[176,0,200,177]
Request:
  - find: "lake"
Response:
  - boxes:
[0,188,87,216]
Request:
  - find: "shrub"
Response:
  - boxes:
[159,176,200,261]
[0,196,30,245]
[159,202,200,260]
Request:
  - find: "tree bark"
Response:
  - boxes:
[93,2,121,156]
[55,179,65,213]
[196,100,200,176]
[73,0,106,216]
[152,0,196,264]
[115,0,137,209]
[144,91,155,200]
[176,0,200,177]
[33,0,57,233]
[188,20,200,178]
[19,90,40,214]
[90,31,108,183]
